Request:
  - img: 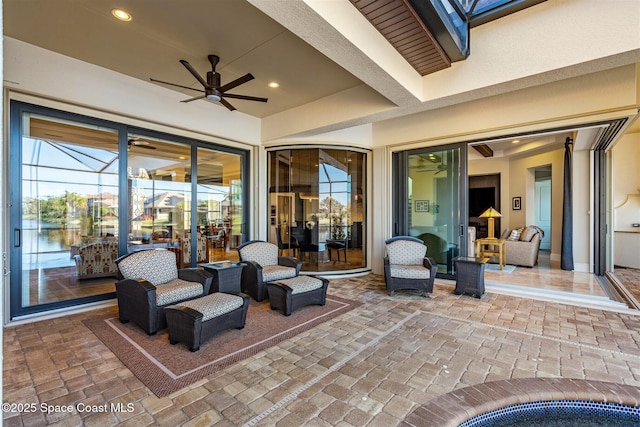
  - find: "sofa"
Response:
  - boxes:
[469,225,543,267]
[73,241,119,279]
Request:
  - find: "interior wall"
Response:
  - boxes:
[572,150,591,272]
[468,149,574,265]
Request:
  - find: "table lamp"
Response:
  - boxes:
[480,207,502,239]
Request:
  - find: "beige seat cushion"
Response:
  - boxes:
[156,279,203,306]
[390,265,431,280]
[262,265,298,282]
[274,276,323,295]
[177,292,244,321]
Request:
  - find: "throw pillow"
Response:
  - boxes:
[508,229,521,241]
[500,228,511,240]
[520,227,536,242]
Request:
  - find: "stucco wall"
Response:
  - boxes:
[612,130,640,269]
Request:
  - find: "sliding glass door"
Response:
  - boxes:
[9,104,123,316]
[393,144,467,278]
[9,101,249,318]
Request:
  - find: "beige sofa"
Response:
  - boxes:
[469,226,542,267]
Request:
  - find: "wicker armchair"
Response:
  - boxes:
[384,236,437,297]
[115,249,212,335]
[236,240,302,301]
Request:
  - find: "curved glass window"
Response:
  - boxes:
[268,148,366,272]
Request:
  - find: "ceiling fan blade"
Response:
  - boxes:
[127,140,157,150]
[219,98,237,111]
[149,78,205,93]
[180,60,209,88]
[223,93,268,103]
[219,73,254,93]
[181,95,206,103]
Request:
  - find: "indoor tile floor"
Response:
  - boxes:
[3,273,640,426]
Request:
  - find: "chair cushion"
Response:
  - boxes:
[118,250,178,285]
[262,265,298,282]
[386,240,427,265]
[176,292,244,321]
[156,279,204,306]
[390,264,431,280]
[275,276,323,295]
[239,242,279,267]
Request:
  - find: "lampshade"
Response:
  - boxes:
[479,207,501,239]
[479,207,502,218]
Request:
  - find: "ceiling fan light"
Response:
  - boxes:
[206,91,222,102]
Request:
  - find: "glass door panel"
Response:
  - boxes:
[127,134,193,265]
[268,148,367,272]
[403,146,464,277]
[196,147,243,262]
[12,111,120,313]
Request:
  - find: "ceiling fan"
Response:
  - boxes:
[127,138,156,150]
[150,54,268,111]
[416,164,447,174]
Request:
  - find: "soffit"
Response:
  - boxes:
[349,0,451,76]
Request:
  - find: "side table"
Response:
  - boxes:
[475,238,506,270]
[201,261,244,294]
[454,256,489,298]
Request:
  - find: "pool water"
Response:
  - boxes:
[459,400,640,427]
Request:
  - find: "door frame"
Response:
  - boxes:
[8,100,251,319]
[392,142,468,279]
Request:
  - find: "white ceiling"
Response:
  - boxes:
[3,0,365,118]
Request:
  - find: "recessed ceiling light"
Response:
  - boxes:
[112,9,132,21]
[268,82,280,88]
[512,139,520,144]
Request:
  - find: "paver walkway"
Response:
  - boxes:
[3,274,640,426]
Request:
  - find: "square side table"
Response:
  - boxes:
[454,256,488,298]
[201,261,244,294]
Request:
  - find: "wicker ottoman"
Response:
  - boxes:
[267,276,329,316]
[165,292,250,351]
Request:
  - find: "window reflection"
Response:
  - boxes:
[268,148,366,272]
[127,135,191,261]
[196,147,242,262]
[20,114,119,307]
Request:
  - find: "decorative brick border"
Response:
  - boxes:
[400,378,640,427]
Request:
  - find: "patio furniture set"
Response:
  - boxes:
[114,241,329,351]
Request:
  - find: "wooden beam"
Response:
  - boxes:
[472,144,493,157]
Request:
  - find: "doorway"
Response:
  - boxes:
[534,167,552,251]
[392,144,467,278]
